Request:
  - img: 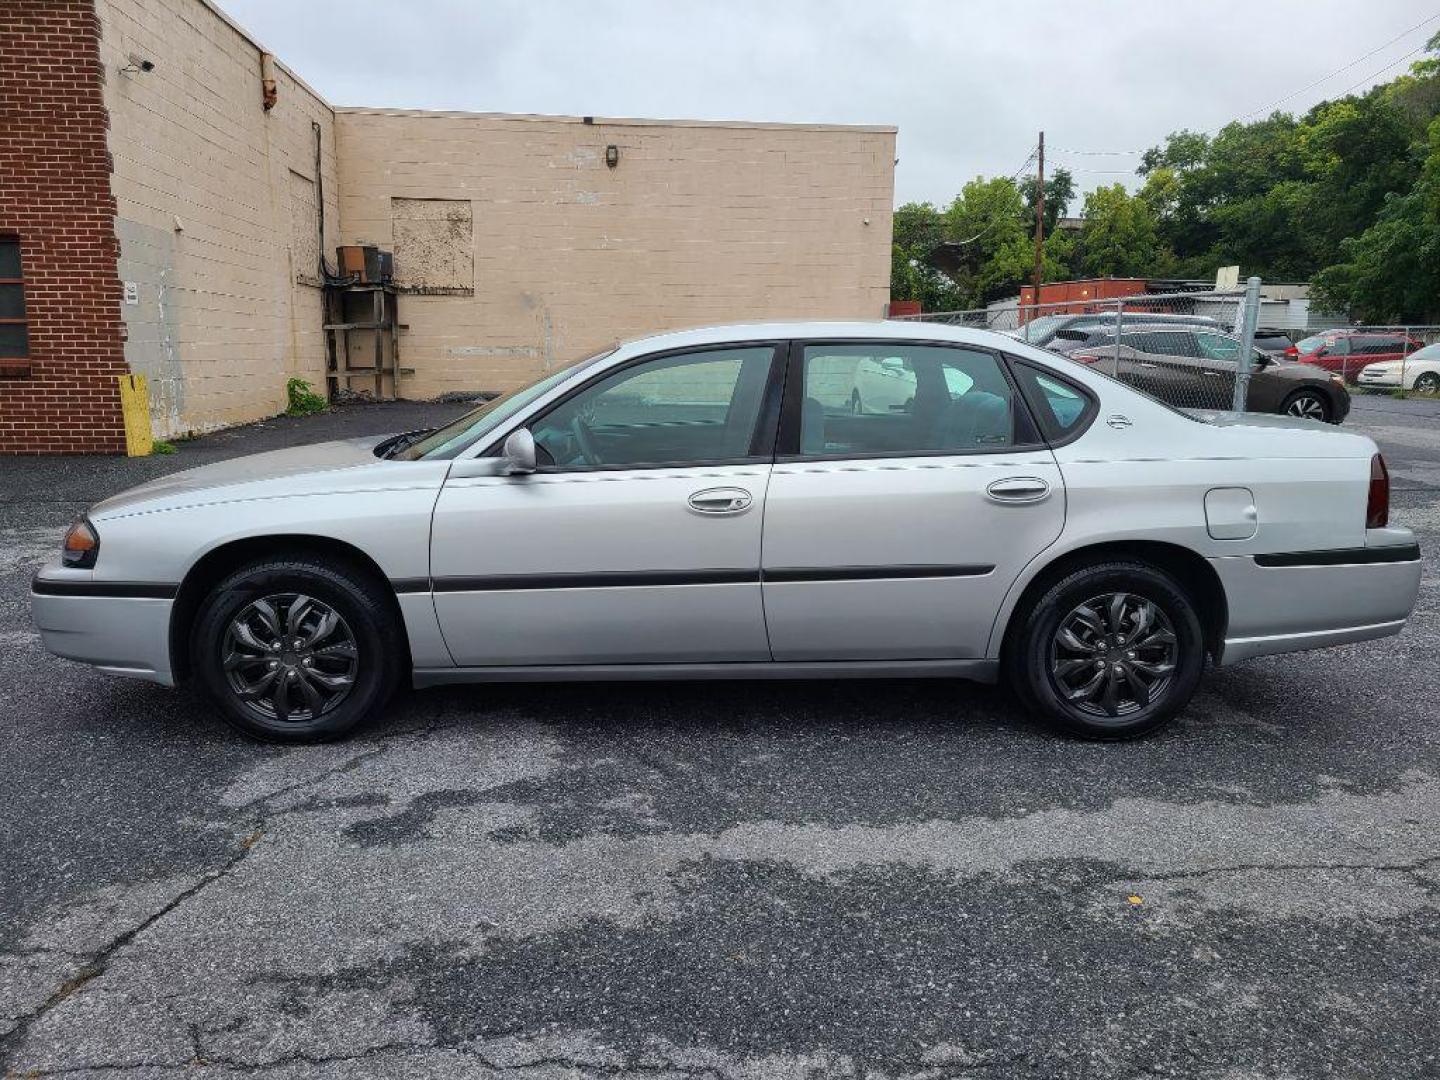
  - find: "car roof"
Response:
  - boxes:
[1064,312,1217,323]
[612,320,1023,355]
[1086,322,1227,335]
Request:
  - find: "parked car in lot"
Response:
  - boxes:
[33,322,1419,743]
[1288,329,1423,383]
[1062,324,1350,422]
[1252,328,1296,358]
[1014,311,1224,349]
[1356,341,1440,394]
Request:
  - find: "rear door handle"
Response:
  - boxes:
[688,487,753,515]
[985,477,1051,504]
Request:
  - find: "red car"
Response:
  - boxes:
[1287,330,1422,383]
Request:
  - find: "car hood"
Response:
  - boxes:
[88,435,432,519]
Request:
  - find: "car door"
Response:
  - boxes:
[760,340,1067,660]
[1113,329,1196,405]
[429,343,783,666]
[1192,331,1245,409]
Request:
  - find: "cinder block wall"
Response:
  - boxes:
[96,0,338,438]
[0,1,129,455]
[335,110,896,398]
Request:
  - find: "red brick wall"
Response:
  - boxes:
[0,0,127,455]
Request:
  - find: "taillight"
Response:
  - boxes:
[1070,352,1102,365]
[1367,454,1389,528]
[1284,345,1298,358]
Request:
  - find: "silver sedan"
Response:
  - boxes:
[32,322,1422,742]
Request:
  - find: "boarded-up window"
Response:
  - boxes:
[288,170,319,284]
[391,198,474,294]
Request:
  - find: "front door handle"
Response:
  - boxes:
[986,477,1051,504]
[688,487,753,515]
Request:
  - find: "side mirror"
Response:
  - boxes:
[500,428,537,475]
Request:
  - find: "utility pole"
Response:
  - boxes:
[1031,131,1045,300]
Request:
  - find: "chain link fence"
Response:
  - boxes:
[895,289,1261,412]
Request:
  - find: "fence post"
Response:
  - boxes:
[1403,326,1411,390]
[1112,300,1124,378]
[1231,276,1262,412]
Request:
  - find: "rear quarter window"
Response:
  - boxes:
[1010,361,1097,443]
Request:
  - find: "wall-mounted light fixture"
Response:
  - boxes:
[605,144,619,169]
[119,52,155,75]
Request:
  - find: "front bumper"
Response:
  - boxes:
[31,571,175,686]
[1357,369,1401,388]
[1210,532,1421,664]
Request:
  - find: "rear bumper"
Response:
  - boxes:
[31,573,175,686]
[1210,535,1421,665]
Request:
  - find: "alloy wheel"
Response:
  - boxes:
[1048,592,1177,719]
[1286,393,1326,420]
[1415,373,1440,395]
[222,593,358,723]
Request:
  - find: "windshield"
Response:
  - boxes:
[390,349,614,460]
[1294,334,1329,354]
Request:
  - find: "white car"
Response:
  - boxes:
[1357,342,1440,393]
[32,321,1421,743]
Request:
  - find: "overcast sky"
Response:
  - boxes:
[224,0,1438,210]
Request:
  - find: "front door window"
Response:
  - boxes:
[531,346,776,468]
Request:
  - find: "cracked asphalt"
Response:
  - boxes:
[2,394,1439,1078]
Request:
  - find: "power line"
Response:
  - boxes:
[952,146,1037,245]
[1331,40,1435,99]
[1238,10,1440,120]
[1047,12,1440,161]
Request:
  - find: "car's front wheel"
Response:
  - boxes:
[1281,389,1331,423]
[193,556,404,742]
[1413,371,1440,395]
[1005,561,1206,740]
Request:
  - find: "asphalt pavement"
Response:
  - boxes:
[2,393,1439,1078]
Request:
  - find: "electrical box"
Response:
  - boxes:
[336,245,390,284]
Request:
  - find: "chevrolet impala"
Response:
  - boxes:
[32,322,1422,742]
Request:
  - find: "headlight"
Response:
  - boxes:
[61,517,100,568]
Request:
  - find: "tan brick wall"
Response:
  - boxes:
[96,0,337,437]
[335,110,895,398]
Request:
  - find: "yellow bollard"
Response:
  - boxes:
[118,373,154,457]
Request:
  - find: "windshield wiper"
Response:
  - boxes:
[379,429,434,459]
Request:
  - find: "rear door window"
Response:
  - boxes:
[796,344,1030,457]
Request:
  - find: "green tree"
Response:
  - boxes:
[1020,167,1077,235]
[1312,116,1440,322]
[1075,184,1161,276]
[889,201,961,310]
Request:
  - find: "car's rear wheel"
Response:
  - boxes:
[1281,389,1331,423]
[1414,371,1440,395]
[1005,561,1206,740]
[193,557,403,742]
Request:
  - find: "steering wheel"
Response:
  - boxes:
[570,416,602,466]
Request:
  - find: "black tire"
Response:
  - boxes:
[193,556,404,743]
[1414,371,1440,395]
[1004,561,1206,740]
[1280,389,1332,423]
